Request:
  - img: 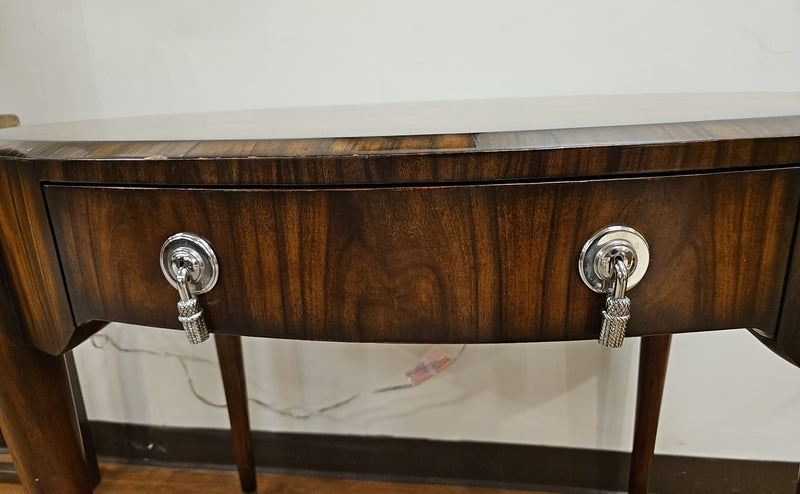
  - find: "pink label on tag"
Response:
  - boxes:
[405,347,453,386]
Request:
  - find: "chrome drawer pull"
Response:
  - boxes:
[599,258,630,348]
[160,233,219,344]
[579,226,649,348]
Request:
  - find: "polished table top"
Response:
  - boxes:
[1,92,799,143]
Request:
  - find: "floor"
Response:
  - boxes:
[0,461,556,494]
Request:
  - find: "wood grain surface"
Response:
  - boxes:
[0,462,555,494]
[774,196,800,366]
[0,163,75,354]
[1,108,799,494]
[4,117,799,186]
[45,167,798,343]
[0,258,91,493]
[0,115,797,355]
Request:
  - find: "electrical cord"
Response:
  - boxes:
[90,334,465,419]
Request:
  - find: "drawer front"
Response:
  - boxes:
[44,168,799,343]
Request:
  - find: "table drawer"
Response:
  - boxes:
[44,168,798,343]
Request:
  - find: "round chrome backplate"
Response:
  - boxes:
[579,226,649,294]
[160,233,218,294]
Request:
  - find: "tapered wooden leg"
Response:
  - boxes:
[0,340,93,494]
[65,351,102,487]
[0,252,93,493]
[795,467,799,494]
[215,334,256,493]
[628,334,672,494]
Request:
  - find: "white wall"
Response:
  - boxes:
[1,0,799,461]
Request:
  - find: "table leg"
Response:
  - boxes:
[628,334,672,494]
[0,339,93,494]
[215,334,256,493]
[65,351,102,487]
[796,467,799,494]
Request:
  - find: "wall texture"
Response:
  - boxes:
[1,0,799,461]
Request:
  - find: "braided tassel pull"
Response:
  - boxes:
[599,296,630,348]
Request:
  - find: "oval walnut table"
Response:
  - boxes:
[0,95,799,494]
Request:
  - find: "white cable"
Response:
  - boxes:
[90,334,465,419]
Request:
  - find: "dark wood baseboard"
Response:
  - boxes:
[81,421,798,494]
[0,463,17,485]
[1,420,796,492]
